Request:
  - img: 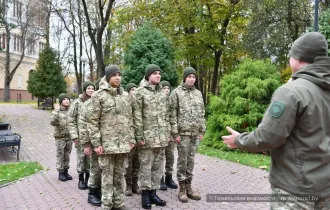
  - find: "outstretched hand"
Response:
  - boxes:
[221,126,240,149]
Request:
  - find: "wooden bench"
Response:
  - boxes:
[40,97,53,110]
[0,123,21,161]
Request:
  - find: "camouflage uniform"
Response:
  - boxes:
[50,106,72,172]
[169,82,206,182]
[88,79,135,210]
[165,141,175,176]
[68,94,90,175]
[133,79,170,190]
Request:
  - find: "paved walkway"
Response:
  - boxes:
[0,104,270,210]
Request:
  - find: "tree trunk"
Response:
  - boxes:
[4,26,11,102]
[211,50,221,95]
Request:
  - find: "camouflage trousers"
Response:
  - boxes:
[139,147,165,190]
[55,139,73,172]
[271,186,330,210]
[88,150,101,188]
[99,154,126,210]
[125,147,140,179]
[177,135,199,182]
[75,143,90,174]
[165,141,176,175]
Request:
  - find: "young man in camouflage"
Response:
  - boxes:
[50,93,73,182]
[79,78,102,206]
[133,64,169,209]
[223,32,330,209]
[88,65,134,210]
[124,83,141,196]
[68,81,95,190]
[169,67,205,203]
[159,80,178,191]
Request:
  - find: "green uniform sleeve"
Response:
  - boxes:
[67,100,79,140]
[133,90,144,142]
[78,105,90,147]
[234,87,299,152]
[129,97,136,144]
[169,90,179,138]
[199,93,206,134]
[88,95,102,148]
[50,110,59,126]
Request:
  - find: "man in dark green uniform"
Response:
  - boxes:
[222,32,330,209]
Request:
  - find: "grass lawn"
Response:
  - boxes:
[0,161,43,185]
[198,142,271,171]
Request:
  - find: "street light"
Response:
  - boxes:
[80,55,88,82]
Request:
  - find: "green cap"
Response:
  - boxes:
[160,80,171,89]
[125,83,138,92]
[183,67,196,82]
[105,65,121,82]
[58,93,69,105]
[289,32,328,63]
[145,64,161,80]
[82,81,95,92]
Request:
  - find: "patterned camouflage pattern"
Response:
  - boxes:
[169,82,206,137]
[89,150,101,188]
[139,147,165,190]
[133,79,170,148]
[50,106,72,172]
[125,147,140,179]
[87,77,135,153]
[50,106,71,139]
[99,154,126,209]
[165,141,176,175]
[68,94,91,174]
[177,135,199,181]
[271,186,330,210]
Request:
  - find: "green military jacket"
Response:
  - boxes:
[67,94,85,140]
[133,79,170,148]
[87,77,135,154]
[235,57,330,198]
[169,82,206,137]
[50,106,70,140]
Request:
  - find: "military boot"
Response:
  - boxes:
[165,174,178,189]
[141,190,151,209]
[186,177,201,200]
[178,181,188,203]
[59,172,67,182]
[84,173,90,189]
[159,176,167,190]
[132,177,141,194]
[78,173,87,190]
[112,205,130,210]
[125,178,133,196]
[63,169,72,180]
[88,187,102,206]
[149,190,166,206]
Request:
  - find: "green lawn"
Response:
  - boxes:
[0,161,43,185]
[198,142,271,171]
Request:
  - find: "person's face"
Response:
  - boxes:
[85,85,95,97]
[62,98,70,107]
[148,71,161,85]
[129,87,136,96]
[162,86,170,95]
[109,73,122,87]
[185,74,196,87]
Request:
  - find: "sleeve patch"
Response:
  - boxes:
[268,101,286,118]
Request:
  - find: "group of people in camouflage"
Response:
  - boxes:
[50,64,206,210]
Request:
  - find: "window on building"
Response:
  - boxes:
[18,75,22,88]
[1,33,6,50]
[13,34,16,51]
[13,0,22,18]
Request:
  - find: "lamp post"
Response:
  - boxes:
[80,55,88,83]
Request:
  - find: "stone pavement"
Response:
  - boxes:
[0,104,270,210]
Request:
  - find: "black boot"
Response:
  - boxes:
[59,172,67,182]
[63,169,72,180]
[149,190,166,206]
[88,187,102,206]
[165,174,178,189]
[96,187,102,199]
[84,173,90,189]
[159,176,167,191]
[78,173,87,190]
[141,190,151,209]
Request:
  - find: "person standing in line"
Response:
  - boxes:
[50,93,73,182]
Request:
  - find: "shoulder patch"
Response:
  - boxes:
[268,101,286,118]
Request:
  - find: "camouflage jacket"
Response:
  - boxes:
[133,79,170,148]
[87,77,135,154]
[50,106,71,139]
[169,82,206,137]
[79,99,93,148]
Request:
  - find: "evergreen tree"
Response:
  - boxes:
[27,46,67,100]
[122,22,178,87]
[203,59,281,150]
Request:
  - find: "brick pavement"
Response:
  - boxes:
[0,104,270,210]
